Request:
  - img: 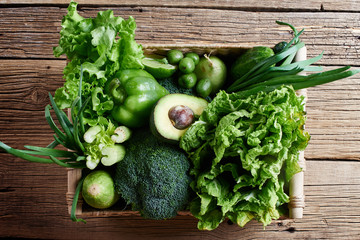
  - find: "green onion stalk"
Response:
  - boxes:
[226,21,360,96]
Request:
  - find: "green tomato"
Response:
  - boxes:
[178,73,197,89]
[167,50,183,64]
[179,57,196,74]
[196,78,212,98]
[185,52,200,65]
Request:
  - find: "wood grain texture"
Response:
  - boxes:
[1,6,360,66]
[0,2,360,239]
[1,156,359,239]
[1,0,360,12]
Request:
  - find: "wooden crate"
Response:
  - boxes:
[66,45,307,220]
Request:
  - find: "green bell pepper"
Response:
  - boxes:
[107,69,169,128]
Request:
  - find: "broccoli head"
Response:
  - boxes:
[114,129,191,220]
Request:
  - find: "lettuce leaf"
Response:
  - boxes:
[53,1,144,124]
[180,85,310,230]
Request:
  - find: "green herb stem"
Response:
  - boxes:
[70,177,86,223]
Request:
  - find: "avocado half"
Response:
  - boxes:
[150,94,208,143]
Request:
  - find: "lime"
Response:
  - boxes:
[142,57,177,79]
[82,170,119,209]
[179,57,196,74]
[178,73,197,89]
[167,49,184,64]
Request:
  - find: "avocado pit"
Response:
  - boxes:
[168,105,194,130]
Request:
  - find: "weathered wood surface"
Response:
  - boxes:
[1,156,359,239]
[1,0,360,12]
[1,6,360,66]
[0,2,360,239]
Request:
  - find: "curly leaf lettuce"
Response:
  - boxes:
[53,1,144,124]
[180,86,310,230]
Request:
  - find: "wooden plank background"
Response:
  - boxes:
[0,1,359,239]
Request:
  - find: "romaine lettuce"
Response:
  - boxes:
[180,85,310,230]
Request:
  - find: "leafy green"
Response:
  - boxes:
[180,85,310,230]
[114,129,191,220]
[53,1,144,124]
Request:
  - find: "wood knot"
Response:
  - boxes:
[28,86,49,106]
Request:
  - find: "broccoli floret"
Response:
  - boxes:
[158,78,212,102]
[114,129,191,220]
[158,77,196,95]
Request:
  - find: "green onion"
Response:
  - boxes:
[24,145,75,158]
[227,39,305,92]
[226,21,360,96]
[0,65,89,169]
[0,141,54,164]
[45,105,67,142]
[70,177,86,223]
[48,93,76,148]
[46,140,59,149]
[49,156,86,169]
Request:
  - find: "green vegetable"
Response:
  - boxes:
[179,57,196,73]
[101,145,126,166]
[194,55,227,94]
[150,94,208,143]
[53,1,144,125]
[226,22,360,95]
[91,87,114,116]
[142,57,177,79]
[167,49,184,64]
[273,41,288,54]
[178,72,197,89]
[196,78,212,98]
[83,120,127,169]
[107,69,169,127]
[111,126,132,143]
[185,52,200,65]
[114,129,191,220]
[230,46,274,80]
[82,170,119,209]
[0,91,88,169]
[71,178,86,223]
[180,86,310,230]
[158,77,197,96]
